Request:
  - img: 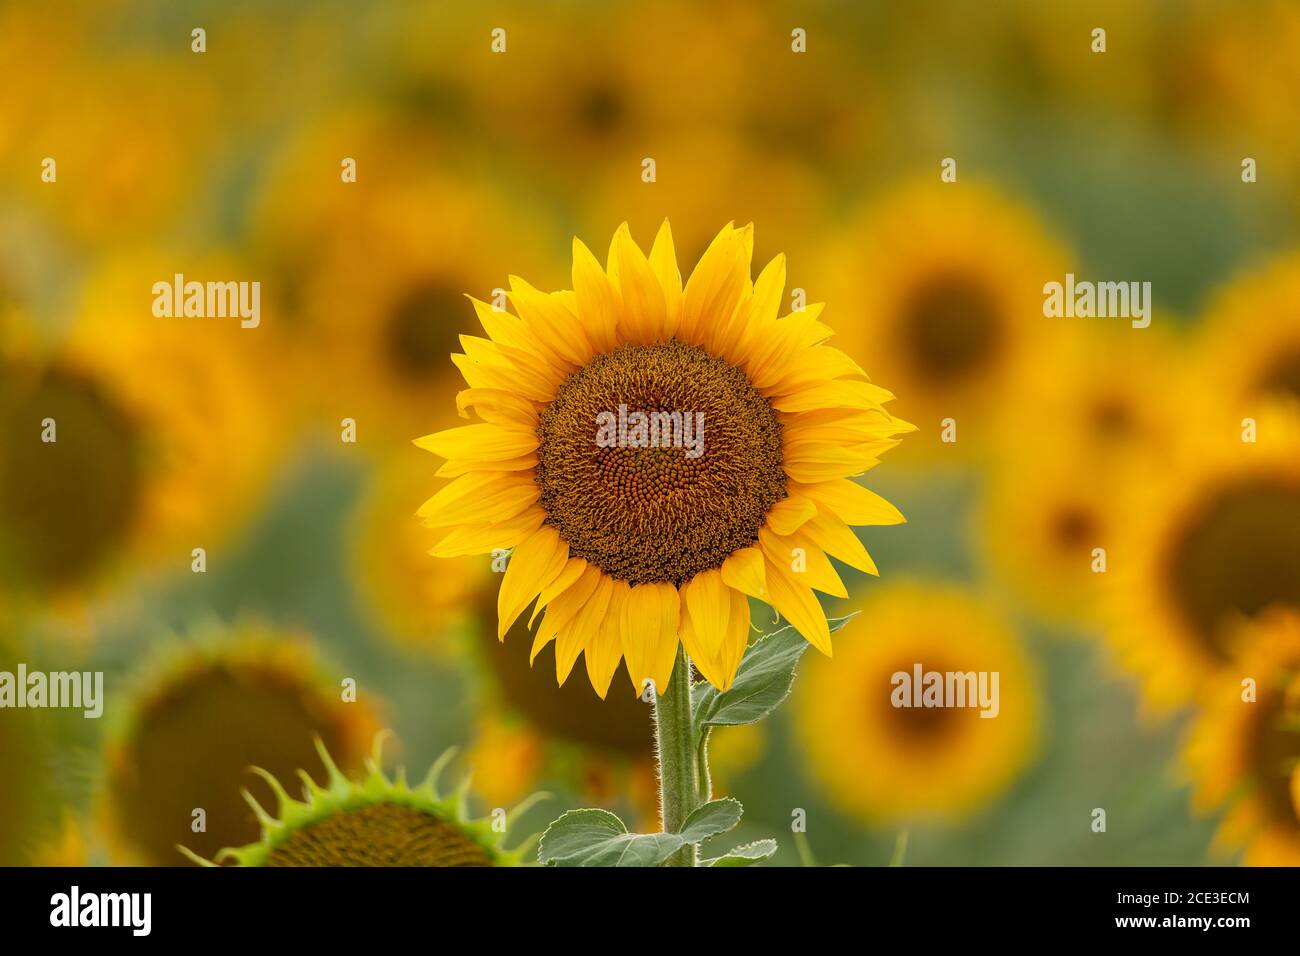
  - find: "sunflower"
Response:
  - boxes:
[101,624,381,865]
[2,37,217,247]
[0,254,279,610]
[816,179,1070,457]
[184,734,540,867]
[392,0,741,191]
[1195,251,1300,416]
[252,114,557,451]
[415,222,912,698]
[1183,611,1300,865]
[982,324,1183,622]
[1109,403,1300,712]
[794,583,1038,825]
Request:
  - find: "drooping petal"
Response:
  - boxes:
[763,558,833,655]
[497,526,568,639]
[621,582,680,697]
[585,580,630,698]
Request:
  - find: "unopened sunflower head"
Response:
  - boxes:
[183,733,540,867]
[415,221,912,698]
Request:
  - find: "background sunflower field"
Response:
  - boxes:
[3,0,1300,867]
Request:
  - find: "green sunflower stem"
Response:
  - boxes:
[654,647,701,866]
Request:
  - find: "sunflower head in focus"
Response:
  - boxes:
[1183,611,1300,865]
[416,222,912,698]
[794,582,1039,825]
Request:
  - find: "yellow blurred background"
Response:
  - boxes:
[2,0,1300,866]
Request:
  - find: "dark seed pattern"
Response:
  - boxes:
[535,340,786,586]
[266,803,495,867]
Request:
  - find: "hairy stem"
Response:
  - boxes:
[654,647,700,866]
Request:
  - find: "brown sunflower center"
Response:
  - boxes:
[535,339,786,586]
[109,663,360,866]
[1256,346,1300,401]
[579,82,624,135]
[878,661,965,746]
[0,363,142,591]
[266,804,495,867]
[901,273,1003,384]
[384,281,472,382]
[1166,478,1300,660]
[1050,504,1098,553]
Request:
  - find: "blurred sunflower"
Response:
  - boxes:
[982,444,1117,624]
[1195,251,1300,416]
[395,0,742,191]
[101,624,381,865]
[818,180,1070,457]
[416,221,912,698]
[349,449,492,654]
[253,115,557,450]
[1109,403,1300,712]
[4,45,219,247]
[795,583,1038,825]
[983,325,1183,621]
[187,734,539,867]
[0,253,279,611]
[1184,611,1300,865]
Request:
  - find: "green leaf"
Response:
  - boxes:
[704,839,779,867]
[538,809,686,867]
[693,613,857,733]
[677,797,743,844]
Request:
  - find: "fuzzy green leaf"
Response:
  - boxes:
[538,809,687,867]
[677,797,743,844]
[704,839,779,867]
[693,614,857,733]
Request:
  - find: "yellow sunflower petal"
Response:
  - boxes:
[714,589,752,692]
[764,558,832,655]
[555,572,615,686]
[429,507,545,558]
[764,496,818,536]
[507,275,594,367]
[571,237,620,354]
[721,546,767,599]
[679,224,749,348]
[532,564,602,664]
[621,582,680,697]
[585,580,630,699]
[497,526,568,639]
[528,555,589,627]
[414,423,539,462]
[610,223,669,345]
[648,220,683,336]
[793,478,907,526]
[802,508,879,576]
[759,527,848,599]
